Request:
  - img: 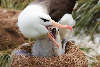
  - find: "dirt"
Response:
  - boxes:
[0,8,25,51]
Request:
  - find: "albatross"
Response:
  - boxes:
[17,0,76,57]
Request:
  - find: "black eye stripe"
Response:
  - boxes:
[40,18,49,22]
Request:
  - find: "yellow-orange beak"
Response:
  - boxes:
[52,20,72,31]
[48,33,59,48]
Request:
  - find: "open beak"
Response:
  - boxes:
[47,20,73,48]
[52,20,72,31]
[48,33,59,48]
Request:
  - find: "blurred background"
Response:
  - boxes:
[0,0,100,67]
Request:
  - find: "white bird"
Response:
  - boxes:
[18,4,51,40]
[17,2,72,57]
[58,14,75,53]
[59,14,75,41]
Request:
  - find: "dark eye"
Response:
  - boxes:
[40,18,49,22]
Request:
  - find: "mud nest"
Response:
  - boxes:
[11,41,88,67]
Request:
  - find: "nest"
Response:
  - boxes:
[11,41,88,67]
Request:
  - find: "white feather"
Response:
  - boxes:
[59,14,76,41]
[18,4,52,39]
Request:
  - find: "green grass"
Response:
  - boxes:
[0,0,34,10]
[72,0,100,40]
[0,53,11,67]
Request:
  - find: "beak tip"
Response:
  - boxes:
[67,26,72,31]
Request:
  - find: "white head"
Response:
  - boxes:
[18,4,54,39]
[18,4,71,39]
[37,13,53,26]
[18,4,53,27]
[59,14,75,26]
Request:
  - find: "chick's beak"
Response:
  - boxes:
[52,20,72,31]
[47,20,73,48]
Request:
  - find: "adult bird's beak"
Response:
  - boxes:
[48,33,59,48]
[52,20,72,31]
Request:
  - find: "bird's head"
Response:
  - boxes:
[59,14,75,26]
[38,13,53,27]
[35,13,73,31]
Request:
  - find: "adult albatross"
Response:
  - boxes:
[17,0,77,57]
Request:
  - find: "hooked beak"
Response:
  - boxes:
[52,20,72,31]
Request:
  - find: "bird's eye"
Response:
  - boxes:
[40,18,49,22]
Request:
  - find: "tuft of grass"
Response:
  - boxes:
[80,47,92,53]
[0,0,34,10]
[72,0,100,40]
[0,53,11,67]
